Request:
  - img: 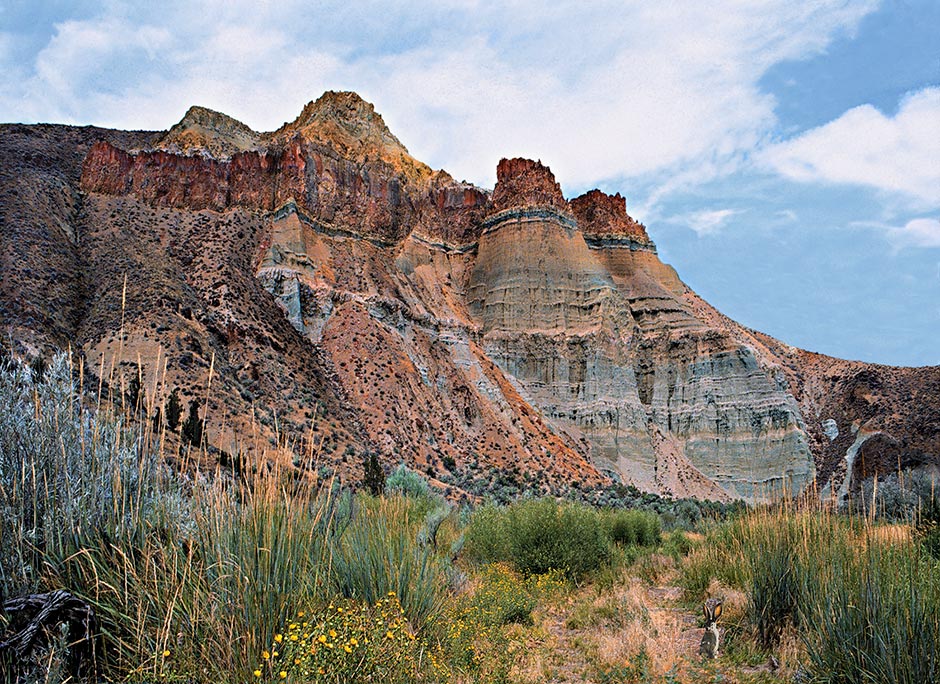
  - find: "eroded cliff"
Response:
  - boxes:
[3,91,936,501]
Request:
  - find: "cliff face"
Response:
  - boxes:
[467,163,814,499]
[3,91,937,501]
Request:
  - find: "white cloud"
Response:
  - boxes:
[669,208,742,236]
[0,1,879,190]
[762,88,940,208]
[852,216,940,250]
[888,217,940,249]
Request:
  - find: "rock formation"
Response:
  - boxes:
[2,91,937,501]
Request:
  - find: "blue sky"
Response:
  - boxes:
[1,1,938,365]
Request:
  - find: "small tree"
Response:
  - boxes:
[126,366,142,415]
[30,355,47,385]
[165,388,182,432]
[362,451,386,496]
[181,399,204,448]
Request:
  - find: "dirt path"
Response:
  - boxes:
[525,570,709,683]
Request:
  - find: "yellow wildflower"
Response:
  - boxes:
[253,670,262,678]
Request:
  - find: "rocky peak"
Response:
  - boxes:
[286,91,400,145]
[273,91,433,184]
[155,106,261,159]
[491,158,568,213]
[571,189,651,243]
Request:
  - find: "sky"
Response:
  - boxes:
[1,0,938,366]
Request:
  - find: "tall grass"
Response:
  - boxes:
[330,496,450,629]
[0,353,452,681]
[800,537,940,683]
[0,352,194,676]
[679,503,940,681]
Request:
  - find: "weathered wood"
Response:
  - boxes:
[0,590,98,680]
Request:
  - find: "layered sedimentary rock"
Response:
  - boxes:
[3,91,937,501]
[467,162,814,499]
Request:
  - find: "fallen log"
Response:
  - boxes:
[0,590,98,681]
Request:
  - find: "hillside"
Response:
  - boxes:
[1,91,937,501]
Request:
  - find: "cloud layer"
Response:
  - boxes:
[888,217,940,248]
[763,88,940,208]
[2,0,881,192]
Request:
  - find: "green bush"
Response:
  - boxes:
[255,595,447,683]
[662,529,696,560]
[444,563,567,678]
[465,498,612,581]
[607,509,661,547]
[385,463,431,498]
[362,451,386,496]
[922,525,940,560]
[463,502,510,563]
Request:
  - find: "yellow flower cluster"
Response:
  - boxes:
[445,563,568,676]
[254,593,448,682]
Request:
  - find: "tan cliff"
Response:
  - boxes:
[2,92,937,501]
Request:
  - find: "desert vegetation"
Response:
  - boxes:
[1,351,938,683]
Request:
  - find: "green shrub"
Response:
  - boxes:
[385,463,431,498]
[922,525,940,560]
[255,595,447,683]
[444,563,566,678]
[461,563,537,627]
[465,498,612,581]
[662,529,696,560]
[463,502,510,563]
[362,451,386,496]
[607,509,661,547]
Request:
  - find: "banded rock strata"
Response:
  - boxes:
[2,91,937,501]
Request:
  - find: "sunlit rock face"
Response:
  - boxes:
[5,91,934,501]
[467,160,814,500]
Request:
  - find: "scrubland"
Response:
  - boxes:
[1,353,938,683]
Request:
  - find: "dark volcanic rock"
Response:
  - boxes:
[492,157,568,212]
